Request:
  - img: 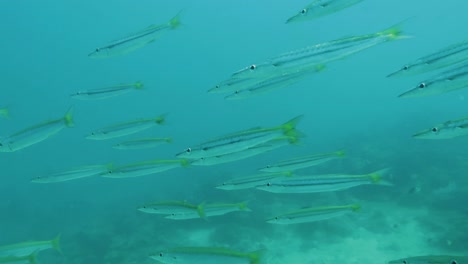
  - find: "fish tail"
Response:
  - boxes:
[239,201,251,211]
[197,203,206,219]
[379,18,413,40]
[314,64,326,72]
[52,234,62,254]
[64,107,75,128]
[165,137,173,143]
[134,81,144,90]
[169,10,183,29]
[29,252,39,264]
[155,113,167,125]
[349,204,361,212]
[368,168,393,185]
[0,108,9,118]
[285,129,306,145]
[335,150,346,157]
[280,115,304,132]
[248,250,263,264]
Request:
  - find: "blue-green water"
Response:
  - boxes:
[1,0,468,263]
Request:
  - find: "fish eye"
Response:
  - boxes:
[451,260,457,264]
[185,148,192,153]
[159,253,163,257]
[403,65,409,70]
[267,182,271,186]
[418,82,426,89]
[275,217,278,220]
[0,143,2,147]
[234,90,239,94]
[431,127,438,133]
[95,48,100,52]
[266,165,271,168]
[249,64,256,70]
[301,8,307,14]
[402,261,407,264]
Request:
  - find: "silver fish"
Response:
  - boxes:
[286,0,364,24]
[388,255,468,264]
[256,168,391,193]
[388,40,468,77]
[88,12,181,58]
[71,82,144,100]
[176,115,303,159]
[259,150,345,173]
[399,61,468,98]
[267,204,360,225]
[413,116,468,139]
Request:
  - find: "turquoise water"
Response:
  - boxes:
[1,0,468,263]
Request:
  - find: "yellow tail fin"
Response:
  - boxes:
[52,234,62,254]
[169,10,183,29]
[0,108,9,119]
[134,81,144,90]
[64,107,74,128]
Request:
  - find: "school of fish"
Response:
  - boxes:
[1,0,467,263]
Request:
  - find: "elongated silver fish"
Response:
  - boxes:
[259,150,345,172]
[88,12,181,58]
[216,172,292,191]
[232,23,406,79]
[71,82,144,100]
[208,77,263,94]
[0,108,73,152]
[137,200,204,217]
[413,116,468,139]
[286,0,364,24]
[256,168,391,193]
[31,164,110,183]
[399,62,468,98]
[151,247,262,264]
[267,204,360,224]
[113,137,172,150]
[388,255,468,264]
[0,253,38,264]
[0,235,60,258]
[190,137,293,166]
[165,202,251,220]
[102,159,188,178]
[176,115,303,159]
[0,107,9,119]
[388,40,468,77]
[225,67,323,100]
[86,115,165,140]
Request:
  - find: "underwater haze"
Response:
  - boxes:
[1,0,468,263]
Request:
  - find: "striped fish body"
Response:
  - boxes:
[260,150,344,172]
[102,160,184,178]
[0,110,73,152]
[256,173,377,193]
[88,13,181,58]
[87,116,164,140]
[286,0,364,23]
[413,116,468,139]
[388,40,468,77]
[71,82,143,100]
[267,204,359,224]
[217,172,291,190]
[399,62,468,98]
